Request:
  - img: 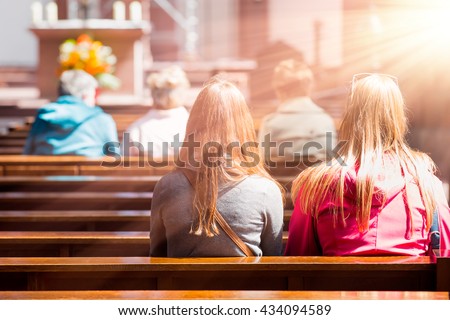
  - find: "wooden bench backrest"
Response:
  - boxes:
[0,231,150,257]
[0,209,292,232]
[0,191,153,210]
[0,175,161,192]
[0,156,304,180]
[0,231,288,257]
[0,174,293,232]
[0,255,443,292]
[0,210,151,232]
[0,156,175,176]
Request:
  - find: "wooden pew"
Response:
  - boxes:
[0,176,154,253]
[0,175,292,230]
[0,174,290,257]
[0,131,28,139]
[0,90,343,155]
[0,112,143,149]
[0,175,160,192]
[0,159,296,211]
[0,231,149,257]
[435,249,450,294]
[0,156,301,206]
[0,107,180,155]
[0,158,297,211]
[0,136,26,147]
[0,155,91,175]
[0,156,305,179]
[0,256,442,291]
[0,173,157,211]
[0,190,290,211]
[0,147,24,155]
[0,210,292,232]
[0,191,152,210]
[0,231,288,257]
[0,172,158,207]
[0,155,174,176]
[0,173,291,232]
[0,290,447,300]
[0,210,150,231]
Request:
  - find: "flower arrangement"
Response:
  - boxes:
[58,34,121,90]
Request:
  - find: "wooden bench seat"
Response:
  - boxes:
[0,231,288,257]
[0,138,26,147]
[0,174,293,223]
[0,191,153,210]
[0,147,24,155]
[0,175,160,192]
[0,290,447,300]
[0,131,28,139]
[0,231,149,257]
[0,156,175,176]
[0,210,292,231]
[0,191,291,210]
[0,210,150,231]
[0,156,304,179]
[0,255,444,291]
[0,113,145,154]
[0,175,290,220]
[3,114,137,131]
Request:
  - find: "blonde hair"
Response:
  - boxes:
[292,74,437,235]
[273,59,313,99]
[180,76,284,237]
[147,65,190,109]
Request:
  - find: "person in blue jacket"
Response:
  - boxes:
[23,70,118,157]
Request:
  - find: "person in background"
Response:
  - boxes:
[124,66,190,158]
[150,77,284,257]
[23,69,118,157]
[285,73,450,256]
[258,59,336,163]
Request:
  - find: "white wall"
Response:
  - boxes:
[269,0,342,67]
[0,0,343,66]
[0,0,38,66]
[198,0,238,60]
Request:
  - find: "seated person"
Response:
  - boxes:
[285,73,450,256]
[124,66,190,158]
[150,77,284,257]
[258,59,336,163]
[23,70,118,157]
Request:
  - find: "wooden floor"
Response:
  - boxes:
[0,290,447,300]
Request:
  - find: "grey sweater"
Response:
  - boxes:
[150,170,284,257]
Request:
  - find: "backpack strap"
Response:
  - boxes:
[430,207,440,249]
[179,168,254,257]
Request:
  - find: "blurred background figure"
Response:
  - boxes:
[258,59,336,163]
[124,66,190,158]
[23,69,118,157]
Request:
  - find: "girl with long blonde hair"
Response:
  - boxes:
[151,77,284,257]
[285,73,450,256]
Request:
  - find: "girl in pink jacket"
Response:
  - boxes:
[285,73,450,256]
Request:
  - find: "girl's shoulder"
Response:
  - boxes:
[232,174,282,195]
[155,169,191,191]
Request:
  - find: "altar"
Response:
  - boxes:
[30,19,150,100]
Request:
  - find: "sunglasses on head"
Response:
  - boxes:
[350,73,399,98]
[352,73,399,87]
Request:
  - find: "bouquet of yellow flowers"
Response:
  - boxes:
[58,34,121,90]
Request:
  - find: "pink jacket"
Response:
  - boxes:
[285,165,450,256]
